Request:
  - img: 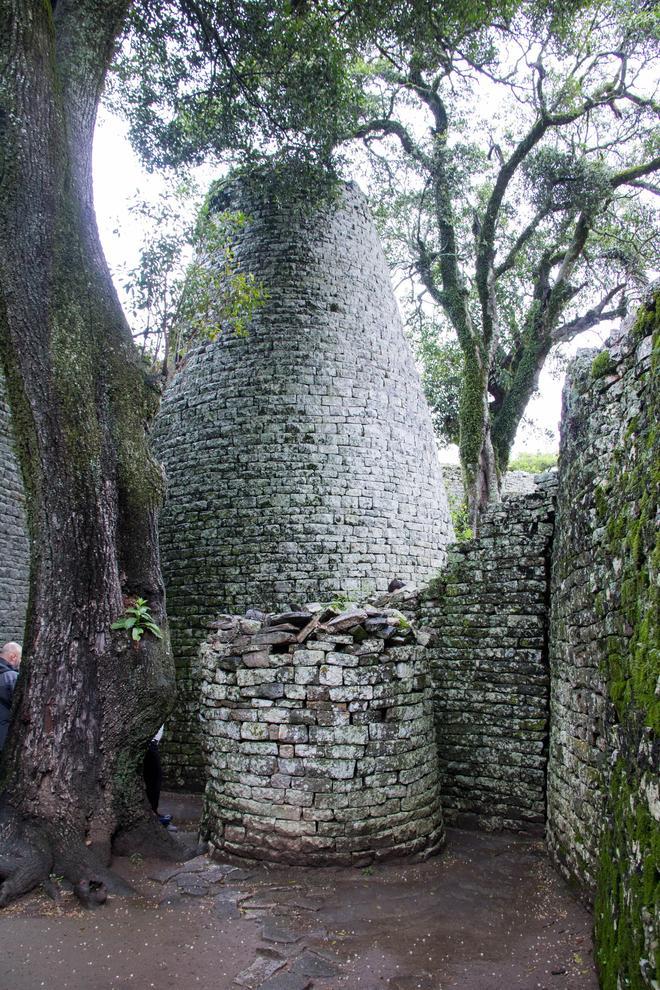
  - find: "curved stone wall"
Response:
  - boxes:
[153,174,453,787]
[0,372,29,645]
[199,605,444,865]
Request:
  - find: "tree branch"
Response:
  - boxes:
[495,205,553,278]
[353,119,430,168]
[611,156,660,190]
[551,284,627,343]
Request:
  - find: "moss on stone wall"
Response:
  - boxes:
[590,348,615,379]
[593,297,659,989]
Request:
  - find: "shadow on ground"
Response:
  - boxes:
[0,793,597,990]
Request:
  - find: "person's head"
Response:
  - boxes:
[1,642,22,669]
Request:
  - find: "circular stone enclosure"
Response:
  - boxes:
[199,605,445,866]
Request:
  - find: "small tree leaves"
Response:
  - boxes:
[111,598,163,642]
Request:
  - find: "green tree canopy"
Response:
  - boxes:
[340,0,658,524]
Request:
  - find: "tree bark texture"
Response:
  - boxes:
[0,0,178,903]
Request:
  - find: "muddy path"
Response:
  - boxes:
[0,795,597,990]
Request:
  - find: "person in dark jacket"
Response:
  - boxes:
[0,641,21,750]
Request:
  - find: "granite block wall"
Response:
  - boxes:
[440,463,538,513]
[419,476,557,832]
[153,172,453,788]
[0,372,29,645]
[546,290,658,989]
[199,603,444,865]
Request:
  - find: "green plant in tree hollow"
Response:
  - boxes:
[111,598,163,642]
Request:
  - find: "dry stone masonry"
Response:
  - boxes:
[152,172,453,787]
[419,476,557,832]
[546,289,658,989]
[0,372,29,644]
[0,160,656,986]
[440,463,538,515]
[198,600,444,865]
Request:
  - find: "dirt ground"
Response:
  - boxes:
[0,793,598,990]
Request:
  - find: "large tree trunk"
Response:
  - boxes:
[459,346,500,533]
[0,0,178,906]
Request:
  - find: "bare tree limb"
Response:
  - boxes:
[353,119,431,168]
[551,283,627,343]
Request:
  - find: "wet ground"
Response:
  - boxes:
[0,794,598,990]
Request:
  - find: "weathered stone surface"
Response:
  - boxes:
[201,610,444,865]
[290,950,341,978]
[213,889,241,920]
[175,874,209,897]
[546,295,659,988]
[234,953,286,987]
[257,973,313,990]
[152,175,453,787]
[418,477,556,832]
[0,372,29,644]
[261,920,304,945]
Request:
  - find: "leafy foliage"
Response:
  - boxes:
[508,451,557,472]
[107,0,657,525]
[111,598,163,642]
[341,0,659,521]
[118,183,268,376]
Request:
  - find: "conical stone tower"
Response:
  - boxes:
[152,170,453,787]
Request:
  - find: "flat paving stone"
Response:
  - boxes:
[214,890,241,920]
[290,949,341,978]
[148,864,183,884]
[234,953,286,987]
[261,920,304,945]
[285,895,325,912]
[256,972,313,990]
[242,895,281,911]
[177,854,212,873]
[198,865,235,884]
[225,868,254,882]
[175,875,209,897]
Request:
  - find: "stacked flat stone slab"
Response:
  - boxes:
[0,372,29,644]
[546,291,658,987]
[199,603,444,865]
[418,475,557,832]
[153,172,453,788]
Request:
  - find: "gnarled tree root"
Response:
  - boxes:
[0,799,189,909]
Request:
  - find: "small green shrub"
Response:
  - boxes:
[111,597,163,642]
[508,451,558,473]
[450,504,473,542]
